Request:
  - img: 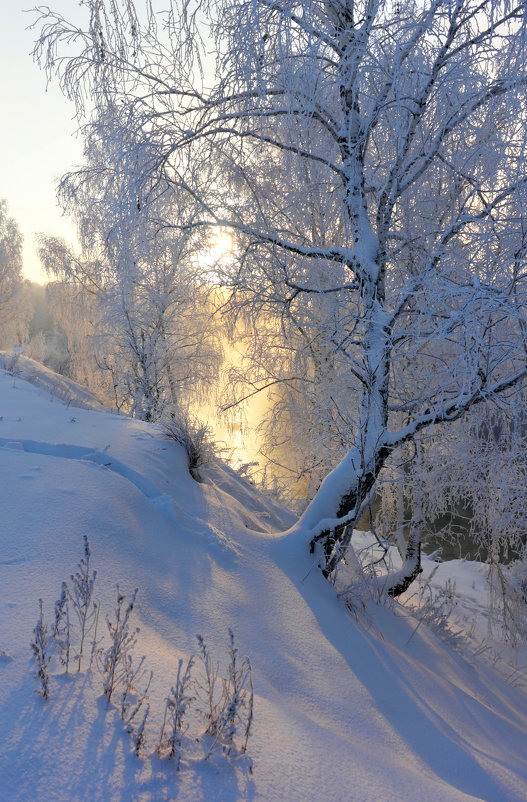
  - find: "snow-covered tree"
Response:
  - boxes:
[37,111,222,421]
[0,200,32,349]
[34,0,527,588]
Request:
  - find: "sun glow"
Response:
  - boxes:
[209,229,233,261]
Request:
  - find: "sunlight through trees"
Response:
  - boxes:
[31,0,527,594]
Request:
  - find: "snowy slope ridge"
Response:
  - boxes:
[1,367,527,802]
[0,352,106,411]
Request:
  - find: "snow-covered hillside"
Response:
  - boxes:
[1,363,527,802]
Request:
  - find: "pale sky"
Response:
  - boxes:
[0,2,86,284]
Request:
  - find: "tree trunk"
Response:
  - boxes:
[385,532,422,598]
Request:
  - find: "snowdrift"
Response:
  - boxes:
[1,365,527,801]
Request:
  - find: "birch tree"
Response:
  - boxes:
[34,0,527,585]
[37,110,222,421]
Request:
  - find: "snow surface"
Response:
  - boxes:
[1,365,527,801]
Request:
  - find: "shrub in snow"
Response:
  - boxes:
[218,629,254,757]
[157,656,195,769]
[28,545,154,752]
[31,599,52,699]
[162,412,216,481]
[69,535,98,671]
[53,581,72,672]
[119,656,152,726]
[195,634,222,735]
[335,529,396,613]
[30,538,98,694]
[119,657,153,757]
[402,572,463,649]
[157,631,254,766]
[101,587,139,703]
[488,559,527,647]
[195,631,254,760]
[131,703,150,758]
[97,585,153,753]
[27,539,255,766]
